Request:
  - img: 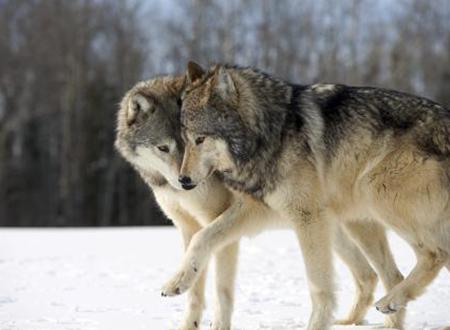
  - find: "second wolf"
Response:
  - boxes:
[173,62,450,330]
[116,76,405,329]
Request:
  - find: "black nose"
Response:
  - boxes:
[178,175,192,185]
[178,175,196,190]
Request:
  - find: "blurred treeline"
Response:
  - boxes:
[0,0,449,226]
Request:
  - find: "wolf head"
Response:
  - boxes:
[179,61,261,189]
[115,76,187,190]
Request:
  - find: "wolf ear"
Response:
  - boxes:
[216,67,236,98]
[187,61,206,84]
[167,75,186,96]
[127,94,154,126]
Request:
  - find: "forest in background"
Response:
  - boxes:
[0,0,449,226]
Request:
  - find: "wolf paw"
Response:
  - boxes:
[161,263,199,297]
[375,294,405,314]
[209,322,230,330]
[334,318,363,325]
[178,309,202,330]
[178,320,200,330]
[383,309,405,329]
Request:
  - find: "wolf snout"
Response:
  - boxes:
[178,175,192,185]
[178,175,196,190]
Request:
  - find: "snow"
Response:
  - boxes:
[0,227,448,330]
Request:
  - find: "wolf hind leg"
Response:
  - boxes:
[343,221,405,329]
[333,224,378,325]
[374,245,446,316]
[211,242,239,330]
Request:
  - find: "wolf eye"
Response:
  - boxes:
[157,145,170,153]
[195,136,205,145]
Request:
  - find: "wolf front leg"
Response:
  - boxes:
[161,196,256,298]
[211,242,239,330]
[170,212,206,330]
[289,210,335,330]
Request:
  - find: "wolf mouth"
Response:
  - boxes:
[181,183,197,190]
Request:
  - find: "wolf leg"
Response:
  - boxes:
[161,197,258,297]
[210,242,239,330]
[375,246,446,315]
[342,221,405,329]
[179,271,207,330]
[171,214,206,330]
[333,224,378,325]
[291,213,335,330]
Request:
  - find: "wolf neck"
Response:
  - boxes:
[136,166,168,188]
[221,67,306,199]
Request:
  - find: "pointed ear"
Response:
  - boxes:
[216,67,236,98]
[127,93,154,126]
[167,75,186,96]
[186,61,206,84]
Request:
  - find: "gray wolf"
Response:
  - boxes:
[174,62,450,329]
[115,75,404,329]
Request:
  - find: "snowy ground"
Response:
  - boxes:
[0,227,448,330]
